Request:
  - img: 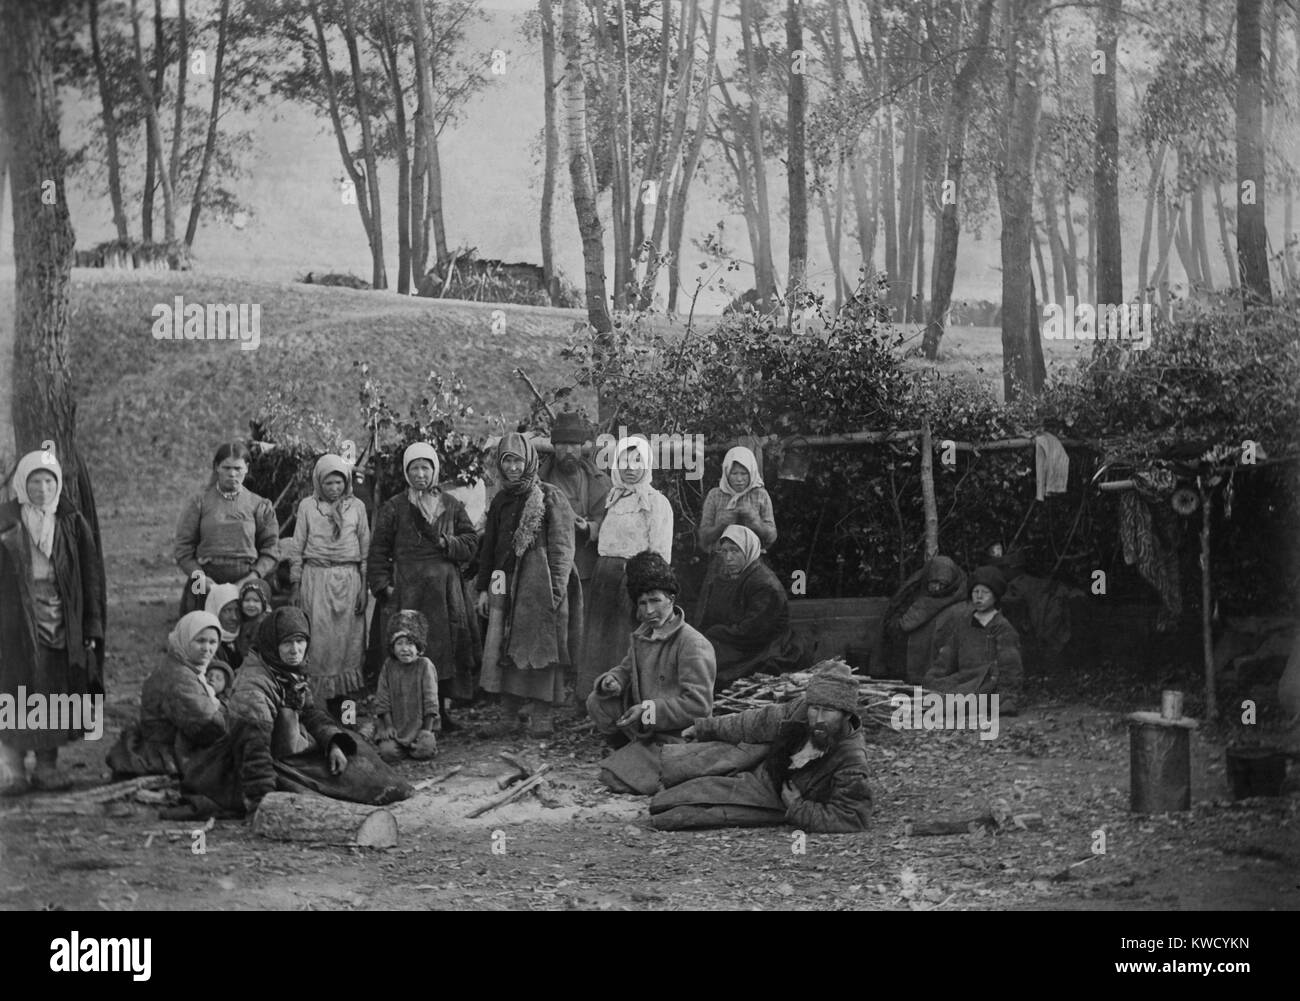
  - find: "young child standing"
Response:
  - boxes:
[924,565,1024,715]
[374,610,440,763]
[234,578,272,666]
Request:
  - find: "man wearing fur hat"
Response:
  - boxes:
[586,550,716,748]
[923,565,1023,714]
[648,660,873,833]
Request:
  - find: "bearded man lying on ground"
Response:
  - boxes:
[648,660,873,833]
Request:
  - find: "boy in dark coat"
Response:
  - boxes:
[923,565,1024,714]
[649,660,873,833]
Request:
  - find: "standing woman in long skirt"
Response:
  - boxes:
[368,443,478,730]
[579,436,674,695]
[173,442,279,617]
[289,454,370,713]
[474,433,575,738]
[0,450,106,794]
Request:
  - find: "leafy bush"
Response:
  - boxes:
[551,284,1300,616]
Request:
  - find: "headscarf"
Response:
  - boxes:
[203,583,242,643]
[719,524,762,574]
[312,453,353,540]
[403,442,444,524]
[236,579,272,657]
[14,450,63,559]
[498,432,540,497]
[255,605,312,675]
[605,436,654,511]
[719,446,762,510]
[168,610,223,680]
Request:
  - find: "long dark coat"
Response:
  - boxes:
[0,498,106,749]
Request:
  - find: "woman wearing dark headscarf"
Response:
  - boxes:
[474,433,576,738]
[0,449,105,794]
[173,442,279,617]
[226,606,411,804]
[872,554,968,684]
[695,525,808,690]
[290,453,370,710]
[368,442,478,728]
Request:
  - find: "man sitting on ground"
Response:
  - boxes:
[648,660,873,833]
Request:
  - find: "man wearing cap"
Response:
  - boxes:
[542,409,612,703]
[924,565,1023,714]
[648,660,874,833]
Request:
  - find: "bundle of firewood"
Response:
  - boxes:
[713,672,913,727]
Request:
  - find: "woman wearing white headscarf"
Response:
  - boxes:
[290,453,371,710]
[698,446,777,552]
[203,582,244,669]
[578,436,674,704]
[368,443,479,728]
[695,524,808,689]
[0,449,106,794]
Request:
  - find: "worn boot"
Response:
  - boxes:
[0,743,29,797]
[439,697,459,734]
[527,700,555,739]
[30,748,74,792]
[478,694,526,740]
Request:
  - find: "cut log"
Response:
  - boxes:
[251,792,398,848]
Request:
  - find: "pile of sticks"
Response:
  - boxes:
[714,672,912,727]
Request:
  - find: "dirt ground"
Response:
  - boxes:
[1,514,1297,912]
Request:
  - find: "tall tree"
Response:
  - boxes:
[924,0,996,359]
[562,0,614,417]
[538,0,561,304]
[1235,0,1272,305]
[88,0,129,242]
[785,0,807,304]
[184,0,232,249]
[129,0,175,245]
[995,0,1047,400]
[1093,0,1123,306]
[2,0,103,552]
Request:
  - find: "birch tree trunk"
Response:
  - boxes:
[539,0,560,304]
[562,0,614,418]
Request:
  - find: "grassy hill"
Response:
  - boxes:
[11,271,596,506]
[6,269,1091,516]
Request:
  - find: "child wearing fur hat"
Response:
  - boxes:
[923,565,1024,714]
[374,610,440,763]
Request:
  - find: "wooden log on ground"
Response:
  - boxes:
[24,775,173,813]
[251,792,398,848]
[412,765,463,791]
[907,812,1043,836]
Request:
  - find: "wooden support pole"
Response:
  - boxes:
[920,419,938,559]
[1200,480,1216,722]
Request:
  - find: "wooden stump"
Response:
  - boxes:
[1128,711,1195,813]
[251,792,398,848]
